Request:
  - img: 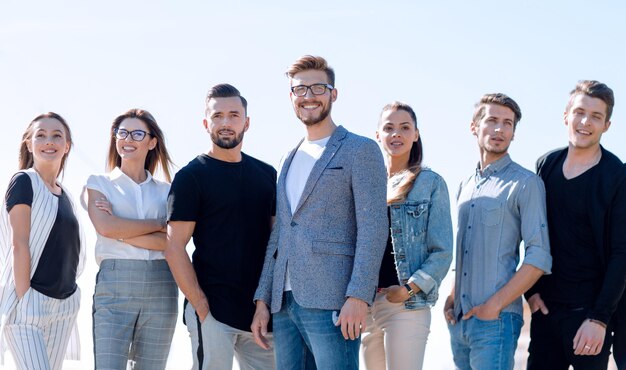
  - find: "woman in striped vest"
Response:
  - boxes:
[0,112,85,370]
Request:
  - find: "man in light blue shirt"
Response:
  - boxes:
[444,93,552,370]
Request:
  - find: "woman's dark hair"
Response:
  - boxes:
[106,109,173,182]
[19,112,72,177]
[380,102,423,204]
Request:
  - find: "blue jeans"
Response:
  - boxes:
[273,291,359,370]
[448,312,523,370]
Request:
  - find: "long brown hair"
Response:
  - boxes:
[19,112,73,177]
[106,109,173,182]
[381,102,423,204]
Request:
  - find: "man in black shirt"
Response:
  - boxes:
[165,84,277,370]
[526,80,626,370]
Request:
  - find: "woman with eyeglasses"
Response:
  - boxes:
[360,102,453,370]
[84,109,177,369]
[0,112,85,370]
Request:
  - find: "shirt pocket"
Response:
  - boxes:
[481,199,502,227]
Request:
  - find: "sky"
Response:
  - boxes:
[1,1,625,369]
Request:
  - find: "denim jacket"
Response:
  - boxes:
[389,169,453,309]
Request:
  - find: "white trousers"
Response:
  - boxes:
[360,291,431,370]
[4,287,80,370]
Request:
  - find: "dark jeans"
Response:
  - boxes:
[527,304,612,370]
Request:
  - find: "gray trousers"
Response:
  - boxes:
[184,302,276,370]
[93,259,178,370]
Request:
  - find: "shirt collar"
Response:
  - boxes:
[476,154,512,178]
[110,167,154,185]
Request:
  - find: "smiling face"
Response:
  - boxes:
[289,69,337,127]
[115,117,157,164]
[377,109,419,161]
[565,94,610,151]
[471,103,515,164]
[204,96,249,150]
[26,117,71,168]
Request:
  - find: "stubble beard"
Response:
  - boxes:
[296,101,332,127]
[211,130,245,149]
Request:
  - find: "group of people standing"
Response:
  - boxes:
[0,54,624,370]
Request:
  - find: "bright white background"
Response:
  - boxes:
[1,1,625,369]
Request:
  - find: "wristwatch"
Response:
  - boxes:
[404,283,415,297]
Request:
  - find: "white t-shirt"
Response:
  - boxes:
[85,167,170,264]
[284,136,330,290]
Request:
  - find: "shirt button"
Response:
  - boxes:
[463,272,467,276]
[468,226,471,229]
[290,221,297,226]
[462,294,466,298]
[471,204,475,208]
[465,250,468,254]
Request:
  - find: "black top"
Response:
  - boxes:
[167,153,277,332]
[540,155,601,305]
[529,146,626,324]
[378,209,397,288]
[5,172,80,299]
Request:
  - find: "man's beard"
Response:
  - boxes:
[211,130,245,149]
[296,101,332,126]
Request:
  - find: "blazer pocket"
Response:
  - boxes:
[323,167,343,176]
[312,241,355,256]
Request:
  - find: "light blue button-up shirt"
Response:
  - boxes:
[453,154,552,318]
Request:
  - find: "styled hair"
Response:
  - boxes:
[472,93,522,128]
[566,80,614,121]
[106,109,173,182]
[19,112,72,177]
[286,55,335,86]
[205,83,248,115]
[381,101,424,204]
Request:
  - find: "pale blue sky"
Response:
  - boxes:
[1,1,624,368]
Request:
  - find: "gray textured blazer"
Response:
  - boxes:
[254,125,388,313]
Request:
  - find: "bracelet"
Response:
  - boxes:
[587,319,607,328]
[403,283,415,297]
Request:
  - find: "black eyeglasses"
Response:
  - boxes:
[114,128,152,142]
[290,83,334,97]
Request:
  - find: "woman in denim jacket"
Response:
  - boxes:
[361,102,453,370]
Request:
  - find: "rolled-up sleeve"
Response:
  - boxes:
[519,176,552,274]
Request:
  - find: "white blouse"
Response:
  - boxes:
[85,167,170,264]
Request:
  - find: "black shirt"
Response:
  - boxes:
[542,156,602,306]
[5,172,80,299]
[378,209,397,288]
[167,153,276,332]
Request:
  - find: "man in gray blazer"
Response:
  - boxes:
[251,55,388,369]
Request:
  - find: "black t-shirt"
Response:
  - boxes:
[542,157,602,305]
[5,172,80,299]
[167,153,276,332]
[378,209,397,288]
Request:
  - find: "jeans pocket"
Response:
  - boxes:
[471,316,502,338]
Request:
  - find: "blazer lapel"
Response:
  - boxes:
[293,126,347,215]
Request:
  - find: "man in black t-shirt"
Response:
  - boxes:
[526,80,626,370]
[165,84,277,370]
